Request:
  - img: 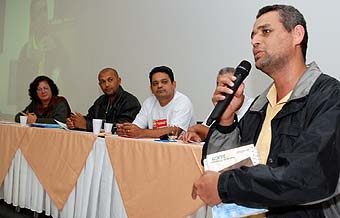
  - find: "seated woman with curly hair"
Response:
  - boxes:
[15,76,71,124]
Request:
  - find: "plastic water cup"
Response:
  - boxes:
[104,123,113,134]
[92,119,103,134]
[20,116,28,126]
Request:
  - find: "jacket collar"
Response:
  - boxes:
[104,86,124,108]
[250,62,322,112]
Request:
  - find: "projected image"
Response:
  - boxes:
[12,0,75,110]
[0,0,4,54]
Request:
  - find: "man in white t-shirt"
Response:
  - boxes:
[180,67,253,143]
[116,66,195,138]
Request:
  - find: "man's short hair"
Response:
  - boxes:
[98,67,119,81]
[257,4,308,61]
[149,66,174,84]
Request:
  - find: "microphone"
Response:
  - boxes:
[206,60,251,126]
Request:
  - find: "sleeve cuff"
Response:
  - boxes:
[218,171,233,203]
[216,114,238,134]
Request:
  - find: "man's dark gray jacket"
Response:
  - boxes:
[204,62,340,218]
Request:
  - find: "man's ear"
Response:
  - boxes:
[173,81,176,89]
[293,24,305,45]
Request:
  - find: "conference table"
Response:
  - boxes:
[0,122,206,218]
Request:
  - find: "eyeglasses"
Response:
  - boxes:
[36,87,50,92]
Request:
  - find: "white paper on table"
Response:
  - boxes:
[0,121,17,125]
[54,119,70,130]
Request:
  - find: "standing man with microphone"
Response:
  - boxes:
[193,4,340,218]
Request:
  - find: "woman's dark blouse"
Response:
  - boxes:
[15,96,71,124]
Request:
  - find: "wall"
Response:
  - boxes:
[0,0,339,121]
